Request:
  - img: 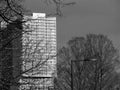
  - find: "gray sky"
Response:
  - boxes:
[24,0,120,50]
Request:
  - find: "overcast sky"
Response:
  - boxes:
[24,0,120,50]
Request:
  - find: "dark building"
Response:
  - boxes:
[0,19,23,90]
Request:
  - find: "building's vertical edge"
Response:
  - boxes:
[46,16,57,89]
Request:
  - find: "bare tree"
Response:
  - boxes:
[0,0,75,23]
[0,0,75,90]
[54,34,120,90]
[0,0,76,55]
[0,19,23,90]
[45,0,76,16]
[0,0,24,23]
[0,18,57,90]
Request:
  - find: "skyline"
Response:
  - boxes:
[24,0,120,50]
[0,0,120,89]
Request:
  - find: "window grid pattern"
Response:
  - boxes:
[20,14,56,90]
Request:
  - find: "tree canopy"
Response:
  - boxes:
[55,34,120,90]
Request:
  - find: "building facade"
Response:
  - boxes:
[20,13,57,90]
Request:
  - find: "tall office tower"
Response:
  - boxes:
[20,13,57,90]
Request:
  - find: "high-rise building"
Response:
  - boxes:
[20,13,57,90]
[1,13,57,90]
